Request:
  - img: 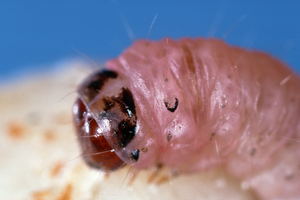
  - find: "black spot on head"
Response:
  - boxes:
[101,87,137,148]
[120,87,136,117]
[131,149,140,161]
[164,98,179,113]
[88,81,101,93]
[118,120,136,147]
[103,97,115,112]
[81,70,118,101]
[167,133,172,142]
[103,87,136,118]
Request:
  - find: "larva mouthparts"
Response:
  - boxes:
[73,37,300,200]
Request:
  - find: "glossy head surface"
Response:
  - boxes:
[73,70,140,171]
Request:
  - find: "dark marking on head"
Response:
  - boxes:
[167,133,172,142]
[80,70,118,102]
[120,87,136,117]
[250,148,257,156]
[101,87,137,148]
[121,88,136,117]
[164,98,179,112]
[117,120,136,147]
[103,88,136,117]
[131,149,140,161]
[103,97,115,111]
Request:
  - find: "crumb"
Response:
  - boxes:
[31,189,51,200]
[7,120,26,140]
[51,161,64,178]
[44,130,56,142]
[156,175,170,185]
[56,184,72,200]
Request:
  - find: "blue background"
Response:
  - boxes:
[1,1,300,82]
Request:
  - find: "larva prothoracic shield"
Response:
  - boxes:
[73,37,300,199]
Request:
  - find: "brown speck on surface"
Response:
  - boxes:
[147,163,163,183]
[156,175,170,185]
[51,162,64,178]
[44,130,56,142]
[56,184,72,200]
[104,173,110,179]
[7,120,26,140]
[31,189,51,200]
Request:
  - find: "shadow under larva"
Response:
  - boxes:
[73,37,300,200]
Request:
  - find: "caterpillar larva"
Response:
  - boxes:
[73,37,300,200]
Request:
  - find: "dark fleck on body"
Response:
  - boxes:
[164,98,179,112]
[250,148,257,156]
[210,132,216,141]
[167,133,172,142]
[285,174,294,181]
[131,149,140,161]
[141,147,148,152]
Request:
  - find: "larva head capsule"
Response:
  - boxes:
[73,70,141,171]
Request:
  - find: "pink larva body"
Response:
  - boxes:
[73,37,300,200]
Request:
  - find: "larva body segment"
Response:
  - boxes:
[73,38,300,199]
